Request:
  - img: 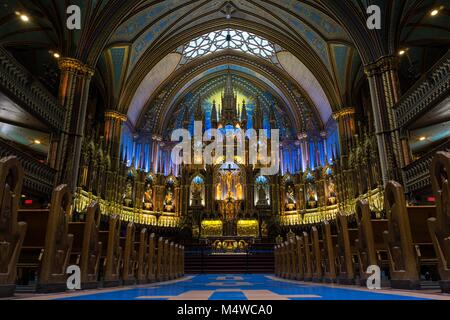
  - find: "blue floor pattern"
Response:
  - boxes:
[57,274,431,300]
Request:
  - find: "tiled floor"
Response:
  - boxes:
[17,275,450,300]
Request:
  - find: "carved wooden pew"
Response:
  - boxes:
[169,241,176,280]
[68,201,102,289]
[121,222,137,285]
[162,239,170,281]
[180,245,184,277]
[383,181,436,289]
[147,233,156,282]
[173,244,179,279]
[335,212,358,284]
[18,184,74,293]
[281,241,288,278]
[0,156,27,297]
[274,245,279,276]
[355,199,388,286]
[310,227,323,282]
[99,215,122,287]
[156,237,164,281]
[428,151,450,293]
[294,235,305,281]
[136,228,148,284]
[177,244,183,278]
[302,231,313,281]
[288,237,297,280]
[321,221,337,282]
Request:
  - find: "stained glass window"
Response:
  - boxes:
[182,29,277,62]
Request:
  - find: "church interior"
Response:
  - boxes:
[0,0,449,301]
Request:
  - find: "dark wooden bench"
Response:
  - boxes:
[156,237,164,281]
[302,231,313,281]
[355,199,389,286]
[98,215,122,287]
[428,151,450,293]
[310,226,323,282]
[294,235,305,281]
[18,184,73,293]
[147,233,156,282]
[321,221,337,283]
[68,201,102,289]
[121,222,137,285]
[136,228,148,284]
[383,181,436,289]
[0,156,27,297]
[335,212,358,284]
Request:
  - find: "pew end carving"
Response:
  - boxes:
[335,212,356,284]
[428,151,450,292]
[137,228,148,284]
[355,199,388,286]
[101,215,122,287]
[383,181,421,289]
[0,156,27,297]
[73,201,102,289]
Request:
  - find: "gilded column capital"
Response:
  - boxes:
[297,132,308,140]
[332,108,355,120]
[58,57,95,77]
[364,55,399,77]
[105,110,127,122]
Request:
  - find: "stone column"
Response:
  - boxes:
[332,108,355,158]
[298,133,308,171]
[104,111,127,170]
[55,58,94,192]
[364,56,404,185]
[320,131,328,164]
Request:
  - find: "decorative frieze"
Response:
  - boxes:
[0,46,64,130]
[0,138,56,195]
[402,140,450,194]
[395,51,450,128]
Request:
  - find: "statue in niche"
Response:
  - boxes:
[225,171,233,198]
[123,181,133,207]
[164,188,174,212]
[285,185,296,211]
[216,183,222,200]
[327,180,337,205]
[307,188,317,209]
[261,221,268,237]
[143,184,153,210]
[236,183,243,200]
[256,184,268,206]
[191,183,203,207]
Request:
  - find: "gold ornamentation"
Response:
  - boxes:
[105,111,127,122]
[58,57,95,76]
[332,108,355,120]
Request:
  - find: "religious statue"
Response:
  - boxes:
[191,183,203,207]
[256,184,268,206]
[236,183,243,200]
[143,184,153,210]
[216,183,222,200]
[285,185,296,210]
[307,188,317,208]
[226,171,233,197]
[261,221,268,237]
[164,188,174,212]
[123,181,133,207]
[327,180,337,205]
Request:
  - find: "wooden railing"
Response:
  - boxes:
[0,46,64,131]
[395,50,450,128]
[0,138,56,195]
[403,139,450,193]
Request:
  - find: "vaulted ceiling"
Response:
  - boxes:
[0,0,448,135]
